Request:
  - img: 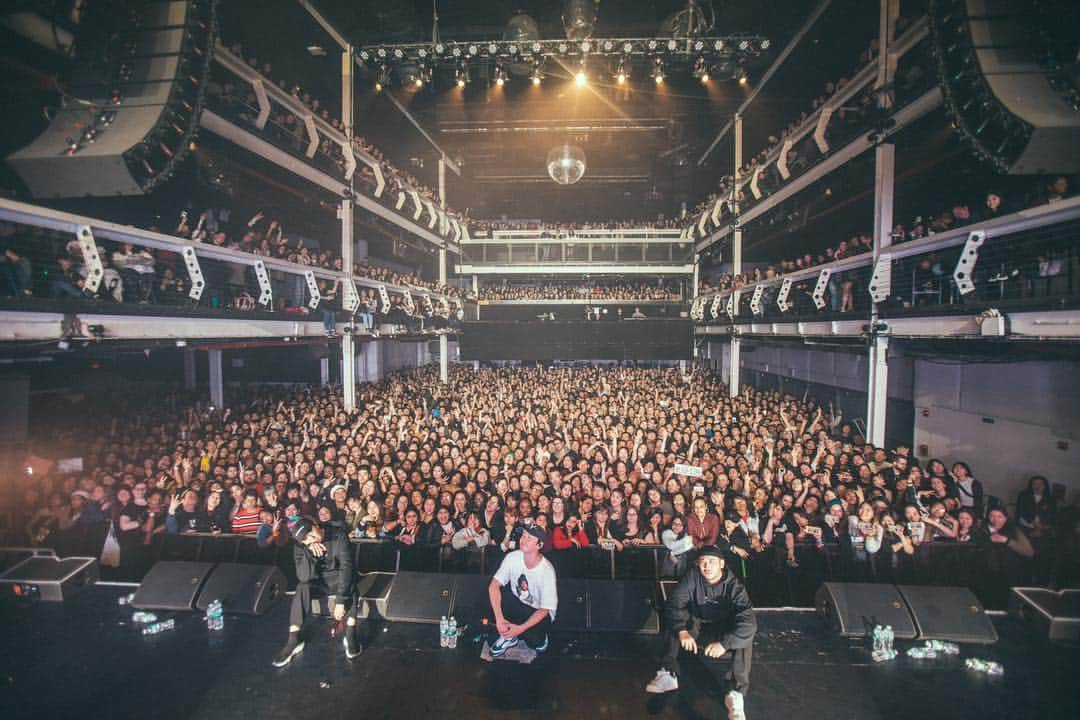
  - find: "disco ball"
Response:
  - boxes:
[547,144,586,185]
[562,0,598,40]
[503,14,540,43]
[504,14,541,76]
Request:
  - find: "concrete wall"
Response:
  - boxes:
[913,359,1080,502]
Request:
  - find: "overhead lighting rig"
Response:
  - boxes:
[355,35,768,89]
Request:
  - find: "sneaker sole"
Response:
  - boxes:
[272,641,305,668]
[489,640,518,657]
[645,684,679,694]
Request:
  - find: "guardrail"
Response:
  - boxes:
[692,197,1080,331]
[39,525,1024,609]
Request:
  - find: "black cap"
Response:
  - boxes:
[290,518,313,543]
[522,525,546,548]
[697,544,726,560]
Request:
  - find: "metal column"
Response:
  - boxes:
[208,349,224,408]
[438,158,448,384]
[183,348,196,390]
[340,45,357,411]
[865,0,899,448]
[320,357,330,386]
[729,114,743,398]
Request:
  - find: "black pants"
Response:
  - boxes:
[289,571,356,629]
[493,584,552,648]
[659,616,752,694]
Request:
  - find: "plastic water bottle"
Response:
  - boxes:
[132,611,158,624]
[447,617,458,649]
[207,599,224,631]
[440,616,449,648]
[141,618,175,636]
[118,593,134,605]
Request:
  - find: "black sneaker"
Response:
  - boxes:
[272,635,305,667]
[344,630,363,659]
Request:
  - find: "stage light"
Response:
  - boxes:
[666,39,678,51]
[494,62,508,86]
[375,65,390,92]
[530,59,544,85]
[623,41,634,53]
[652,57,665,84]
[616,71,626,84]
[714,40,724,51]
[415,77,424,88]
[533,74,541,86]
[488,43,498,54]
[701,72,709,83]
[580,41,591,52]
[738,73,748,86]
[615,57,628,84]
[655,73,664,84]
[576,70,587,85]
[761,39,771,50]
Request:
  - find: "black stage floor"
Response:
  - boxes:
[1,585,1076,720]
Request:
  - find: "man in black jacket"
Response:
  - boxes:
[272,518,362,667]
[645,545,756,720]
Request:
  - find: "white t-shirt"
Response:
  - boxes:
[493,550,558,621]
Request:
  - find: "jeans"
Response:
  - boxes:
[490,584,552,648]
[659,616,752,694]
[289,570,356,629]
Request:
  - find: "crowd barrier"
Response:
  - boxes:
[36,524,1026,610]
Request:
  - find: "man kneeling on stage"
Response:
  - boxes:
[273,518,362,667]
[488,525,558,657]
[646,545,756,720]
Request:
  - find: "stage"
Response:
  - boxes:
[1,585,1077,720]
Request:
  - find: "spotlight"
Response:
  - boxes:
[530,59,544,85]
[375,65,390,92]
[713,40,724,51]
[487,42,498,55]
[652,58,665,84]
[415,77,424,88]
[455,61,468,87]
[761,39,771,50]
[738,40,749,51]
[701,72,709,83]
[615,57,628,84]
[666,39,678,52]
[623,41,634,53]
[575,70,587,86]
[738,72,748,86]
[494,61,508,86]
[533,74,541,86]
[175,339,187,348]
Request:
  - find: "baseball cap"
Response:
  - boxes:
[522,525,546,547]
[290,518,314,543]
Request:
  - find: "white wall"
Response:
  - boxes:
[913,360,1080,502]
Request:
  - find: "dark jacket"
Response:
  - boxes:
[293,525,354,598]
[664,565,757,649]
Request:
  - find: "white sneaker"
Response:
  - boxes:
[725,690,746,720]
[645,668,679,693]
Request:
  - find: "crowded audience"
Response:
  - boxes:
[473,218,684,236]
[478,279,682,302]
[13,366,1077,603]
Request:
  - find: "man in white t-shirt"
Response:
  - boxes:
[488,525,558,656]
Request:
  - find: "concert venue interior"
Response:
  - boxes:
[0,1,1078,718]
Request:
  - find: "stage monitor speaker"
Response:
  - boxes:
[815,582,918,639]
[897,585,998,644]
[0,547,56,574]
[450,574,492,624]
[7,0,216,197]
[556,578,589,631]
[383,571,453,624]
[1009,587,1080,643]
[0,555,98,602]
[587,579,660,634]
[193,563,285,616]
[132,561,216,611]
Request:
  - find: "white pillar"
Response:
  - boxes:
[183,348,196,390]
[866,335,889,447]
[729,113,744,398]
[208,349,223,408]
[320,356,330,386]
[364,340,382,383]
[340,46,357,412]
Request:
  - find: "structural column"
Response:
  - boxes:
[438,157,449,384]
[183,348,196,390]
[340,45,357,411]
[865,1,899,448]
[728,114,743,398]
[208,348,224,408]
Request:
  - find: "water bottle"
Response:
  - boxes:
[132,611,158,624]
[206,599,224,631]
[440,616,449,648]
[141,618,175,636]
[118,593,134,606]
[884,625,895,656]
[447,617,458,649]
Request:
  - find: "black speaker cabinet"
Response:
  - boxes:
[815,582,918,639]
[897,585,998,644]
[556,578,590,631]
[450,574,492,624]
[383,571,453,623]
[588,579,660,634]
[132,561,216,611]
[0,555,98,602]
[194,563,286,616]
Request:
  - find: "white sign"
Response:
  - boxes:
[674,463,702,478]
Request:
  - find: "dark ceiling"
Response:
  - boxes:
[216,0,883,222]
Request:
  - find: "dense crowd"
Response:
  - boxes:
[208,41,466,232]
[473,218,684,236]
[697,175,1075,309]
[478,280,682,302]
[13,366,1077,599]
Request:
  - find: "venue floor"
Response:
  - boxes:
[0,584,1076,720]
